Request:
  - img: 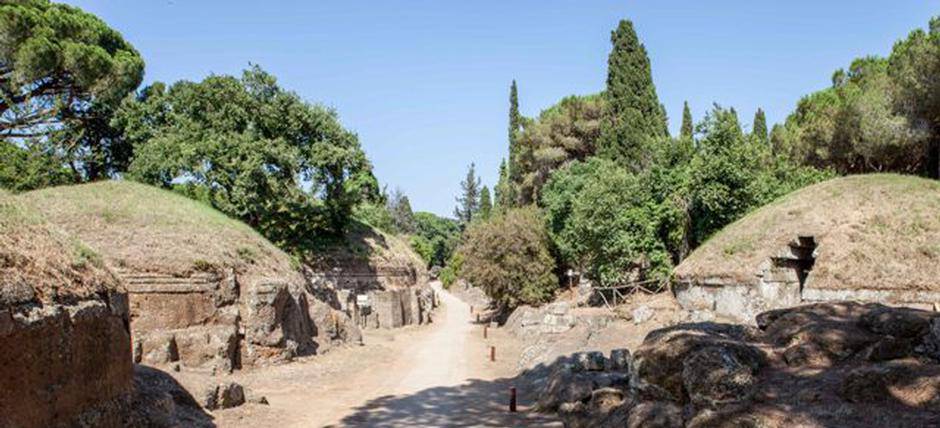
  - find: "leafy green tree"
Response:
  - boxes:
[0,0,144,183]
[514,93,605,204]
[508,80,522,187]
[889,16,940,178]
[680,101,694,139]
[494,158,513,210]
[478,186,492,220]
[776,57,927,175]
[542,158,676,285]
[414,211,460,267]
[413,211,460,267]
[752,107,768,144]
[387,188,416,233]
[409,235,433,267]
[454,162,481,225]
[457,207,557,308]
[114,66,374,253]
[353,202,396,234]
[599,19,667,170]
[688,105,830,246]
[0,140,71,191]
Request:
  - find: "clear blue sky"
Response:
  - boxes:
[63,1,938,217]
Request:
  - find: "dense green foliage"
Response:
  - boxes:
[599,19,667,170]
[494,158,513,211]
[453,162,482,225]
[388,188,416,234]
[514,94,605,204]
[540,105,830,286]
[457,207,557,308]
[680,101,693,139]
[777,17,940,177]
[114,66,377,253]
[752,108,768,144]
[0,140,71,191]
[478,186,492,220]
[508,80,522,184]
[413,211,460,268]
[0,0,144,186]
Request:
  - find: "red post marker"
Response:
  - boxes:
[484,326,488,339]
[490,345,495,362]
[509,387,517,413]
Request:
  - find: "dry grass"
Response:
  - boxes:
[1,189,119,307]
[676,174,940,291]
[22,181,300,286]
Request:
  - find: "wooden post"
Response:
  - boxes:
[490,346,495,362]
[484,326,488,339]
[476,313,480,323]
[509,387,517,412]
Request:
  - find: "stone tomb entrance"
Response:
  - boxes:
[675,235,818,322]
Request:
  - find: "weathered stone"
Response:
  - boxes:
[918,317,940,361]
[626,401,683,428]
[682,346,758,408]
[174,325,238,373]
[201,385,219,410]
[538,368,597,411]
[839,361,940,409]
[0,296,133,428]
[218,382,246,409]
[575,351,607,371]
[635,323,764,402]
[860,305,936,338]
[632,305,654,324]
[140,332,179,366]
[608,348,635,374]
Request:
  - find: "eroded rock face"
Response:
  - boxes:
[537,302,940,427]
[128,270,363,374]
[0,293,133,428]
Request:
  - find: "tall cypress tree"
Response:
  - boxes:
[454,163,481,225]
[508,80,522,185]
[494,158,513,209]
[599,19,667,170]
[752,108,768,144]
[479,186,492,220]
[680,101,694,139]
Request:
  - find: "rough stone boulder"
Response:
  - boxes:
[536,301,940,427]
[634,322,765,402]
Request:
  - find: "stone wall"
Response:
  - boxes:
[674,235,940,323]
[125,269,360,374]
[0,291,133,428]
[305,263,435,330]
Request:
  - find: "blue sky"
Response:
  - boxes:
[64,1,938,217]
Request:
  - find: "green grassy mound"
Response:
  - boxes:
[1,189,118,306]
[676,174,940,292]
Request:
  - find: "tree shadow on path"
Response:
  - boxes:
[332,376,560,427]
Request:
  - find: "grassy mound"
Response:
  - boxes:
[23,181,300,285]
[23,180,425,285]
[1,189,118,306]
[676,174,940,291]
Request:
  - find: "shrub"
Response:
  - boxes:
[457,207,557,308]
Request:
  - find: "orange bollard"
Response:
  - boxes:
[490,345,495,362]
[509,387,517,412]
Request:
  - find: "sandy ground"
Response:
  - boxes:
[208,281,560,427]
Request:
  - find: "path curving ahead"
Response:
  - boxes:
[216,281,559,427]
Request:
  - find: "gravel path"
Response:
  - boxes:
[212,281,559,427]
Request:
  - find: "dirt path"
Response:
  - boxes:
[211,282,559,427]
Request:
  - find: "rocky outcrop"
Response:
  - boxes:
[305,261,435,330]
[537,302,940,427]
[0,294,133,428]
[128,270,361,374]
